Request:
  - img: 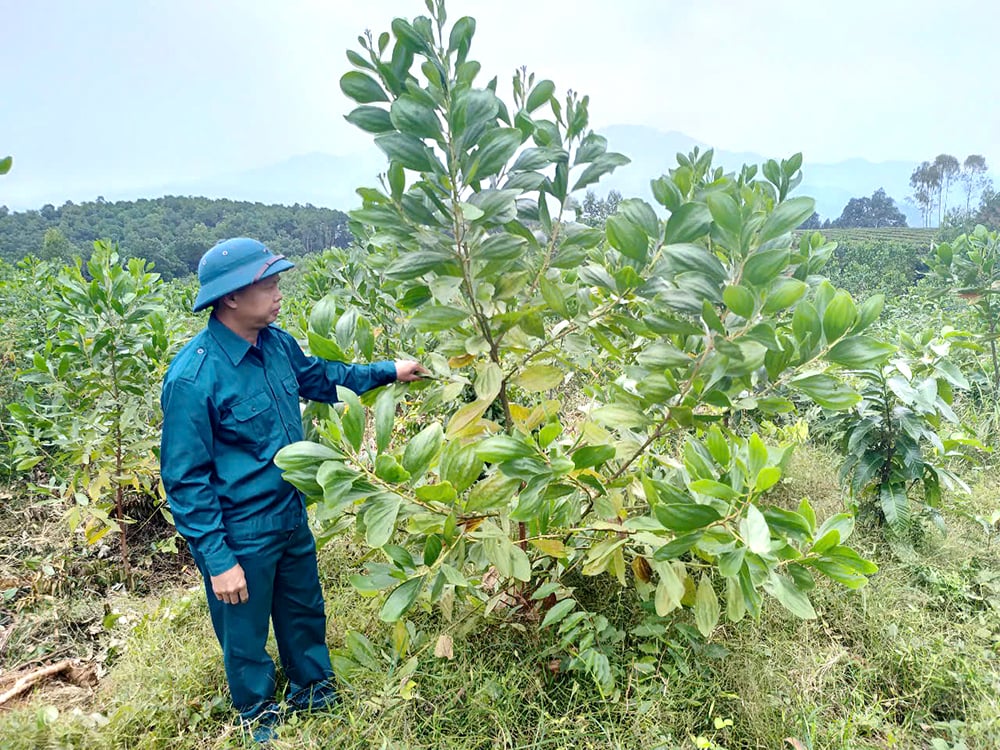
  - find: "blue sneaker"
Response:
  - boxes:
[243,704,283,746]
[287,678,340,714]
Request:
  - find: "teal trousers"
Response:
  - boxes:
[192,521,337,720]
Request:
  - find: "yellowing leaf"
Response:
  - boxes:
[654,562,684,615]
[446,399,490,438]
[515,365,563,392]
[694,575,721,637]
[529,538,568,558]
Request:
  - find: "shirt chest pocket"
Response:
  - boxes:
[222,391,277,449]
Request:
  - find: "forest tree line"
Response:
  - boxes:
[0,195,351,279]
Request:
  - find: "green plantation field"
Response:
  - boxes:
[808,226,938,244]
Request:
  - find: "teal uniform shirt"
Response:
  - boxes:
[161,315,396,576]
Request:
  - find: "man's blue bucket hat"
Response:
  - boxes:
[193,238,295,312]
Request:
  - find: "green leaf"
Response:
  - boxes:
[706,192,741,237]
[654,503,722,532]
[468,128,523,181]
[591,404,650,429]
[822,291,857,342]
[790,373,861,410]
[374,386,396,454]
[274,441,342,471]
[758,197,815,243]
[854,294,884,332]
[763,572,817,619]
[481,526,532,581]
[689,480,739,501]
[380,576,424,622]
[722,285,755,318]
[540,597,576,628]
[816,512,855,545]
[411,305,469,332]
[573,133,607,165]
[440,440,483,492]
[695,575,721,637]
[663,203,711,244]
[572,152,630,192]
[465,471,518,512]
[364,494,402,548]
[345,105,394,133]
[663,243,727,283]
[653,532,702,561]
[384,250,455,280]
[391,95,442,140]
[402,423,443,477]
[741,503,771,555]
[340,71,389,104]
[415,482,457,504]
[618,198,660,237]
[571,444,616,470]
[476,435,534,462]
[375,132,438,172]
[476,234,527,261]
[934,359,969,389]
[0,156,11,175]
[754,466,781,493]
[422,534,443,567]
[810,528,840,555]
[526,80,556,112]
[826,336,896,368]
[762,279,807,314]
[651,176,683,211]
[606,215,648,262]
[337,387,365,451]
[792,301,821,345]
[308,331,348,361]
[515,364,563,392]
[880,484,911,531]
[742,249,789,287]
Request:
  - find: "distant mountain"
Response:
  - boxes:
[7,125,982,227]
[595,125,923,226]
[156,125,929,226]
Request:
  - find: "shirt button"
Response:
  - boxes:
[196,348,204,354]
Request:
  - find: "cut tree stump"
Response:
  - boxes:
[0,659,97,706]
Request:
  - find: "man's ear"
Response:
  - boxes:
[221,292,239,310]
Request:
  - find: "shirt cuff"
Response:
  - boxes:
[201,545,240,577]
[375,360,398,385]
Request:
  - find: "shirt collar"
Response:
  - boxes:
[208,315,256,365]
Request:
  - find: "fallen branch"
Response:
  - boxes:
[0,659,97,706]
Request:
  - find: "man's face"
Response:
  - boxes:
[231,274,283,329]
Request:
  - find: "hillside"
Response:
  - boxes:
[5,126,966,229]
[0,196,351,278]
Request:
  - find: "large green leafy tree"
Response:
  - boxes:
[277,1,893,689]
[832,188,907,228]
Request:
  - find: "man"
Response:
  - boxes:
[160,237,426,743]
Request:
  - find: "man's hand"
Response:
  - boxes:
[211,563,249,605]
[395,360,430,382]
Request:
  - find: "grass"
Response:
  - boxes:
[1,445,999,749]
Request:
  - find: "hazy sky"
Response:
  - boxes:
[3,0,998,209]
